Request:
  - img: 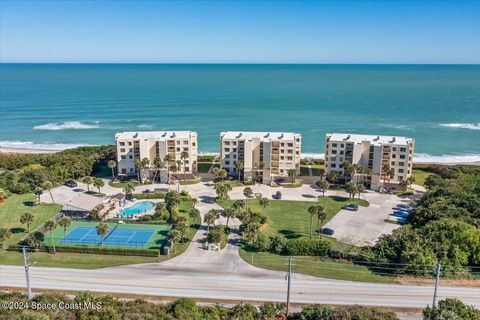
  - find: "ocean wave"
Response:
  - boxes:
[413,153,480,164]
[439,123,480,130]
[33,121,100,130]
[0,141,95,151]
[137,124,153,129]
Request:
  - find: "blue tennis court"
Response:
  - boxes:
[59,226,155,247]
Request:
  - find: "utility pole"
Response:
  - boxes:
[286,256,292,316]
[432,262,442,307]
[22,246,33,299]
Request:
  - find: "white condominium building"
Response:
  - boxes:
[220,131,301,185]
[324,133,414,190]
[115,131,198,182]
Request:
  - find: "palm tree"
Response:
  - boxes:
[191,197,198,208]
[0,228,12,249]
[318,180,330,197]
[259,197,270,208]
[204,209,219,233]
[307,206,318,239]
[164,154,172,183]
[345,182,358,199]
[287,169,297,184]
[214,183,231,200]
[123,182,135,199]
[399,180,409,192]
[342,161,352,182]
[93,178,104,193]
[316,205,326,239]
[328,171,340,185]
[82,176,92,192]
[168,229,181,252]
[42,181,55,203]
[407,176,416,187]
[44,220,57,253]
[20,212,34,233]
[318,168,325,181]
[235,161,244,181]
[180,151,189,181]
[189,208,201,222]
[58,216,72,239]
[134,158,143,182]
[357,183,365,199]
[96,223,109,247]
[152,156,163,183]
[107,160,117,180]
[224,207,236,228]
[233,199,246,214]
[34,187,43,204]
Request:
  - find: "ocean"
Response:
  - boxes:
[0,64,479,162]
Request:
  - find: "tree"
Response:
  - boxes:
[180,151,189,181]
[191,197,198,208]
[96,223,109,247]
[123,182,135,198]
[93,177,104,193]
[317,180,330,197]
[316,205,327,239]
[57,216,72,238]
[42,180,55,203]
[270,235,287,254]
[259,197,270,208]
[356,183,365,199]
[26,231,44,248]
[107,160,117,180]
[0,188,8,201]
[307,206,317,239]
[345,181,358,199]
[164,154,172,183]
[224,207,236,228]
[423,298,480,320]
[342,160,353,182]
[20,212,34,233]
[170,163,179,187]
[134,158,143,182]
[399,179,409,192]
[214,182,231,200]
[328,171,340,185]
[204,209,219,233]
[152,156,163,183]
[34,187,43,204]
[287,169,297,184]
[235,161,244,181]
[0,228,12,249]
[232,199,246,214]
[189,208,201,222]
[243,222,260,245]
[44,220,57,253]
[82,176,92,191]
[407,175,416,187]
[168,229,181,252]
[318,168,325,181]
[165,191,181,221]
[207,225,224,244]
[243,187,253,198]
[213,167,228,181]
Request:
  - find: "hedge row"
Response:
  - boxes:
[8,245,160,257]
[133,193,166,199]
[286,239,330,256]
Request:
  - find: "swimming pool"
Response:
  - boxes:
[121,201,155,216]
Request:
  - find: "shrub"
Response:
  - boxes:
[133,193,166,199]
[269,236,287,254]
[208,225,226,244]
[286,239,330,256]
[252,233,270,252]
[243,180,255,186]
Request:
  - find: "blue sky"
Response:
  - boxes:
[1,1,479,63]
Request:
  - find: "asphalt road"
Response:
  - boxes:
[2,260,480,308]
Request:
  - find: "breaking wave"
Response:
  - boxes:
[33,121,100,130]
[439,123,480,130]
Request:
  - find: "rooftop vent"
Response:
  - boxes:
[343,134,351,141]
[374,135,380,141]
[162,132,167,137]
[279,133,284,139]
[236,133,243,138]
[264,133,270,138]
[133,132,138,138]
[171,132,176,138]
[390,137,396,143]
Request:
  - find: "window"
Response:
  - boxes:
[399,155,406,159]
[128,142,132,146]
[224,141,230,145]
[331,163,336,168]
[183,147,188,151]
[332,143,337,147]
[233,148,237,152]
[399,161,405,166]
[176,141,180,145]
[288,149,293,154]
[398,175,404,181]
[224,148,230,152]
[192,142,196,146]
[280,169,284,174]
[120,148,125,152]
[225,160,230,165]
[340,144,344,148]
[121,155,126,160]
[185,167,190,172]
[287,156,293,161]
[400,147,406,152]
[281,156,284,160]
[232,141,237,145]
[121,169,126,174]
[391,161,395,166]
[398,168,404,173]
[281,149,284,153]
[176,147,180,152]
[392,154,396,158]
[129,155,133,159]
[184,141,188,145]
[281,143,285,147]
[120,142,125,146]
[340,151,344,155]
[288,143,293,147]
[392,147,397,151]
[129,168,134,173]
[332,150,337,154]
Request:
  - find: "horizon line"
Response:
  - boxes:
[1,62,479,65]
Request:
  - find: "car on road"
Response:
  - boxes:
[65,180,78,188]
[273,191,282,199]
[342,204,359,211]
[320,228,335,236]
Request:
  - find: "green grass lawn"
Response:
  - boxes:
[0,194,62,245]
[282,180,303,188]
[412,169,434,187]
[109,181,142,188]
[42,221,170,249]
[217,196,368,240]
[179,178,201,185]
[239,249,395,283]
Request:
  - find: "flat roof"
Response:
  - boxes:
[115,131,196,140]
[62,193,104,212]
[327,133,413,145]
[220,131,300,141]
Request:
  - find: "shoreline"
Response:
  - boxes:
[1,146,479,166]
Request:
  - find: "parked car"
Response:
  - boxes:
[273,191,282,199]
[65,180,78,188]
[320,228,335,236]
[342,204,359,211]
[395,204,414,212]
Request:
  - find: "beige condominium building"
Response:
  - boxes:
[115,131,198,182]
[220,131,301,185]
[324,133,414,191]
